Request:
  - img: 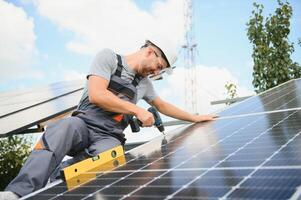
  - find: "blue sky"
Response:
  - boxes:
[1,0,301,114]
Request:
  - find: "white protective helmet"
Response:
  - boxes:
[146,36,178,75]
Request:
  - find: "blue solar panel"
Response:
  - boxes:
[23,79,301,200]
[220,79,301,117]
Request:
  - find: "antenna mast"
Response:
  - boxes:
[183,0,198,114]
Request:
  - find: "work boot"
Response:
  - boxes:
[0,191,19,200]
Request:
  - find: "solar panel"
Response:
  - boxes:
[0,80,84,117]
[0,80,84,137]
[220,79,301,117]
[22,78,301,200]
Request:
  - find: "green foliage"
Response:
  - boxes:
[0,135,32,190]
[225,82,238,105]
[247,0,301,93]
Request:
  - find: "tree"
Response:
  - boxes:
[247,0,301,93]
[0,135,32,190]
[225,82,238,105]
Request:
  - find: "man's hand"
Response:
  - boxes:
[191,114,218,123]
[135,108,155,127]
[150,97,219,124]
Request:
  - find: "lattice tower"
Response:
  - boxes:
[182,0,198,114]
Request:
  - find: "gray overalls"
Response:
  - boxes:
[6,54,142,197]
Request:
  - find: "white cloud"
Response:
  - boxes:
[33,0,186,55]
[0,0,38,82]
[158,65,254,115]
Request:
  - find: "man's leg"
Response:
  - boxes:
[49,131,122,182]
[49,151,88,182]
[5,117,89,197]
[88,131,121,156]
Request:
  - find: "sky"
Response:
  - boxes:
[1,0,301,117]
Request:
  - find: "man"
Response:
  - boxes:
[1,38,216,199]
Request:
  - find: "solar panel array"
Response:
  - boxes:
[220,79,301,117]
[0,80,84,137]
[21,78,301,200]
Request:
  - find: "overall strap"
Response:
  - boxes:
[115,54,123,77]
[115,53,142,87]
[132,74,143,87]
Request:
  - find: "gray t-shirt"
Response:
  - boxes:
[78,48,157,108]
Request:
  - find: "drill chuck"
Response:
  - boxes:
[157,124,165,132]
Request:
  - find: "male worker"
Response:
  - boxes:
[1,38,216,199]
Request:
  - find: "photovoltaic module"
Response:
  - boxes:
[17,78,301,199]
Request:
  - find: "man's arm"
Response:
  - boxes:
[88,75,154,126]
[150,97,217,123]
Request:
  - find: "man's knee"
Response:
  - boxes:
[46,117,87,138]
[36,117,88,154]
[54,117,87,133]
[88,135,121,156]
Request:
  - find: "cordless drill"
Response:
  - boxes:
[130,107,165,134]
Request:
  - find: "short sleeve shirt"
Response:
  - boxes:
[78,49,158,109]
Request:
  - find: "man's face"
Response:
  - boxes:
[138,47,168,77]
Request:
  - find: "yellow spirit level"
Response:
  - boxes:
[65,154,126,190]
[61,145,125,190]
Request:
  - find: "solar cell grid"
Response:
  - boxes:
[220,79,301,116]
[19,79,301,200]
[24,108,301,200]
